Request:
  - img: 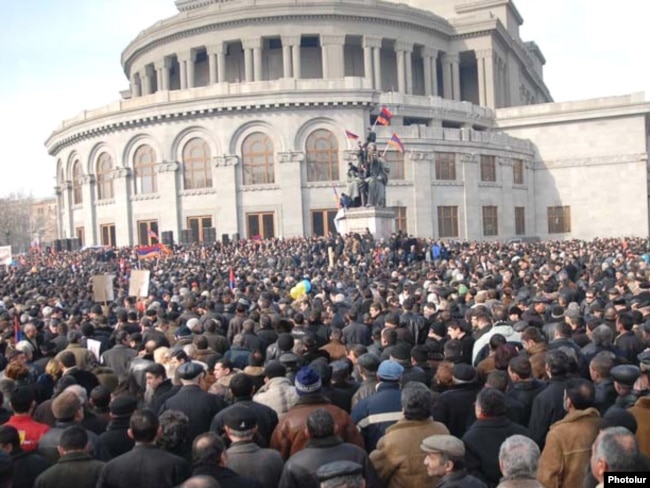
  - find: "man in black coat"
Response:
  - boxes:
[210,373,278,447]
[145,363,179,414]
[589,352,617,415]
[96,396,137,461]
[527,349,570,449]
[96,409,191,488]
[462,388,530,486]
[342,307,370,346]
[614,312,645,364]
[34,426,104,488]
[278,409,378,488]
[100,331,137,383]
[432,364,481,438]
[159,362,226,443]
[506,356,546,426]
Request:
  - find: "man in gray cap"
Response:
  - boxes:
[317,461,365,488]
[420,434,486,488]
[609,364,641,411]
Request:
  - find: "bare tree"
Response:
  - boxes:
[0,192,34,253]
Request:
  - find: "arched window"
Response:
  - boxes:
[134,145,157,194]
[182,138,212,189]
[96,152,114,200]
[306,129,339,182]
[72,160,83,205]
[242,132,274,185]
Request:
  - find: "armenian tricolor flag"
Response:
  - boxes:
[229,267,236,290]
[388,133,405,152]
[137,244,164,260]
[376,106,393,126]
[345,130,359,140]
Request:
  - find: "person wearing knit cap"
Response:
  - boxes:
[270,367,363,460]
[351,360,404,453]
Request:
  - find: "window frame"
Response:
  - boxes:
[306,129,339,182]
[96,152,114,200]
[547,206,571,234]
[182,138,212,190]
[482,205,498,237]
[242,132,275,185]
[480,155,496,182]
[435,152,456,180]
[437,206,459,238]
[134,145,157,194]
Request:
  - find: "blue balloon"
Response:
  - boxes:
[301,279,312,293]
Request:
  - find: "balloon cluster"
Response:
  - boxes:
[290,279,312,300]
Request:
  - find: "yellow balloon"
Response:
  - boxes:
[290,286,300,300]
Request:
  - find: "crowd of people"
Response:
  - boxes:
[0,233,648,487]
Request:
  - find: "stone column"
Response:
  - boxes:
[498,157,514,236]
[363,36,381,89]
[451,54,461,101]
[476,54,486,106]
[178,54,188,89]
[476,49,495,108]
[422,49,432,96]
[207,43,224,85]
[213,156,240,236]
[253,42,263,82]
[141,70,151,96]
[282,40,292,78]
[405,47,413,95]
[154,60,167,91]
[441,54,453,99]
[130,73,141,98]
[217,47,226,83]
[155,66,163,92]
[80,175,97,245]
[111,168,132,246]
[395,42,407,94]
[187,51,196,88]
[410,152,434,236]
[242,38,261,82]
[320,35,345,79]
[63,181,74,238]
[155,162,180,241]
[373,44,382,91]
[282,36,301,79]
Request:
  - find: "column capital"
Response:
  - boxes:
[214,155,240,167]
[80,175,96,185]
[177,51,192,63]
[63,181,73,191]
[242,38,262,50]
[111,167,131,179]
[459,153,479,164]
[442,53,459,64]
[475,49,494,60]
[154,59,166,70]
[278,151,305,163]
[156,161,179,173]
[362,36,382,49]
[282,35,301,47]
[422,47,439,58]
[206,43,225,56]
[320,35,345,46]
[395,41,413,53]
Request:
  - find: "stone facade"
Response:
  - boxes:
[45,0,650,244]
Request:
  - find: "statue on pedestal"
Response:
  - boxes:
[365,144,389,208]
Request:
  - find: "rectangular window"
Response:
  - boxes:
[137,220,159,245]
[437,206,459,238]
[187,216,213,243]
[100,224,116,247]
[384,151,405,180]
[435,152,456,180]
[75,227,85,247]
[548,206,571,234]
[393,206,407,233]
[310,209,338,237]
[482,206,498,236]
[514,207,526,236]
[480,155,496,182]
[247,212,275,239]
[513,159,524,185]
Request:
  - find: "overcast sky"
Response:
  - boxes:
[0,0,648,198]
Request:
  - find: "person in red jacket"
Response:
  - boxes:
[5,387,50,452]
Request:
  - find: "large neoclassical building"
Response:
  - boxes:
[46,0,650,246]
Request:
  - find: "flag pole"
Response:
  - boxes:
[382,140,391,157]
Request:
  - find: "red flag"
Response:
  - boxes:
[229,267,236,290]
[345,130,359,140]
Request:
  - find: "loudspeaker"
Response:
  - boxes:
[180,229,197,245]
[232,233,240,242]
[203,227,216,244]
[161,231,174,246]
[70,238,81,251]
[54,240,62,252]
[64,239,73,252]
[221,233,229,245]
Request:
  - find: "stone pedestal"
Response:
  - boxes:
[337,207,396,240]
